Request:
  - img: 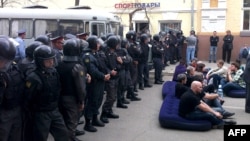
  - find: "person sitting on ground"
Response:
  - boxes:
[175,73,189,99]
[221,61,246,95]
[206,59,228,90]
[185,66,196,87]
[172,59,187,82]
[178,81,236,129]
[189,58,198,68]
[195,61,210,79]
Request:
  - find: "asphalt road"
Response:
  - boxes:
[48,61,250,141]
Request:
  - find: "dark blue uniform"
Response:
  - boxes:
[0,63,24,141]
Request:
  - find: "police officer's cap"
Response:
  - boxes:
[77,32,90,36]
[50,35,63,42]
[17,29,26,34]
[65,33,76,40]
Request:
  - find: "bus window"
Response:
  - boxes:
[0,19,9,36]
[35,20,57,38]
[91,22,105,37]
[59,20,84,36]
[110,22,120,35]
[11,19,33,38]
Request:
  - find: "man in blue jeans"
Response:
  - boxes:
[209,31,219,63]
[179,81,236,129]
[186,30,197,65]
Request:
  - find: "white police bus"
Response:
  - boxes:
[0,6,122,43]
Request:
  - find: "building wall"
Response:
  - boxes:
[17,0,247,61]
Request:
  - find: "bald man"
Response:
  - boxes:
[178,81,236,129]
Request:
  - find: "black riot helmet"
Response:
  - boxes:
[34,45,57,69]
[63,38,81,61]
[87,35,100,50]
[100,35,106,42]
[140,33,149,43]
[25,41,43,59]
[121,39,129,48]
[35,35,51,45]
[107,35,119,49]
[126,30,136,41]
[153,34,160,42]
[106,33,114,40]
[0,36,16,72]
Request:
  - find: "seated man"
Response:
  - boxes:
[175,73,189,99]
[172,59,187,82]
[221,62,246,95]
[206,60,228,90]
[178,81,236,129]
[185,66,196,87]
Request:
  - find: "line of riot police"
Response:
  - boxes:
[0,29,182,141]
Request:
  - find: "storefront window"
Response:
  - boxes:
[160,21,181,33]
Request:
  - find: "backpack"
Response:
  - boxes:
[242,48,249,59]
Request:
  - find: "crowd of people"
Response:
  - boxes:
[1,27,250,141]
[172,56,249,129]
[1,28,186,141]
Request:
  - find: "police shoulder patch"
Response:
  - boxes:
[85,58,90,63]
[80,71,84,76]
[26,81,31,88]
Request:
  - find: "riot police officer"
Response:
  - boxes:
[82,36,110,132]
[0,36,25,141]
[101,36,123,122]
[18,41,43,77]
[119,39,141,102]
[24,45,69,141]
[56,38,86,141]
[152,34,164,84]
[35,35,51,46]
[138,33,152,89]
[126,30,141,91]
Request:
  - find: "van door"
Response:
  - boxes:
[88,21,105,37]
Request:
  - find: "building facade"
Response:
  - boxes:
[15,0,250,61]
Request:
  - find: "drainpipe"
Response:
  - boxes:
[191,0,194,30]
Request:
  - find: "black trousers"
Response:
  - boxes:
[246,84,250,113]
[102,78,119,111]
[222,48,232,63]
[59,96,79,140]
[33,109,69,141]
[153,58,163,82]
[0,107,22,141]
[84,80,105,119]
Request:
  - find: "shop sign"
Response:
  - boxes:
[114,2,160,9]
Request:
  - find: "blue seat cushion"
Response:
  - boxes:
[159,95,212,131]
[162,81,176,99]
[227,89,246,98]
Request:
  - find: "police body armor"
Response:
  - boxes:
[57,61,86,103]
[32,69,61,111]
[152,41,164,59]
[0,63,25,109]
[127,42,141,62]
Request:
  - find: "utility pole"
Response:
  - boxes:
[75,0,79,6]
[191,0,194,30]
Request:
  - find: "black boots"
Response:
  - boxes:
[127,87,141,101]
[117,102,128,109]
[92,114,105,127]
[100,111,109,123]
[106,109,119,118]
[84,118,97,132]
[139,83,144,90]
